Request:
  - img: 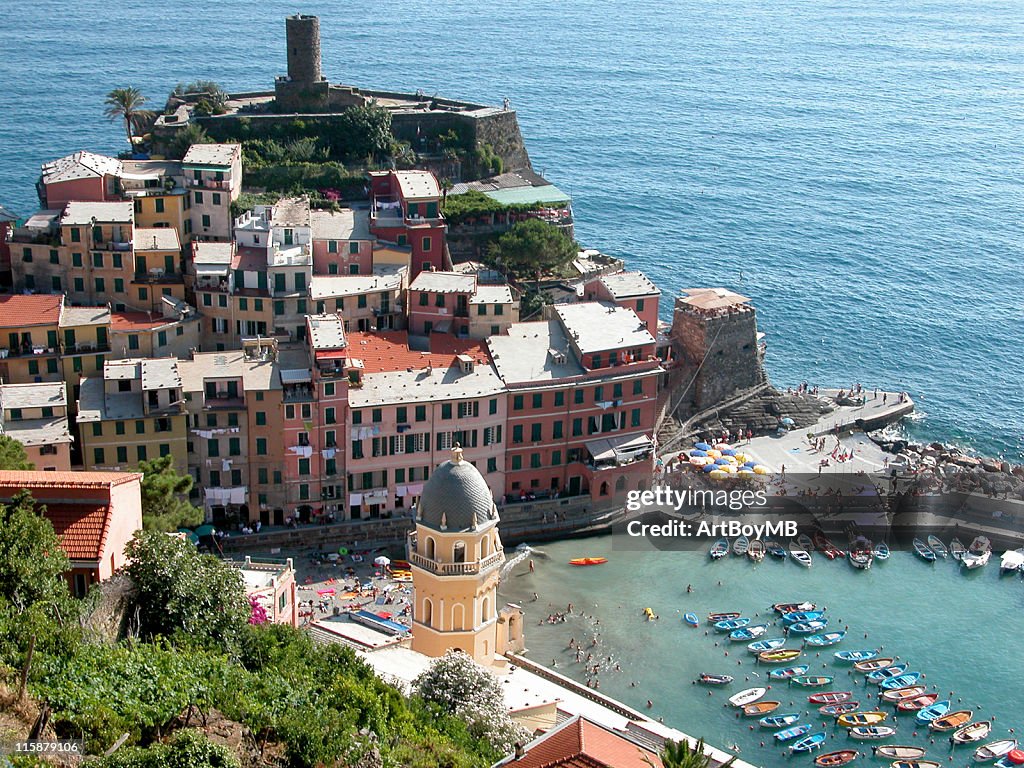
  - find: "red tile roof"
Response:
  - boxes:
[42,502,113,562]
[0,295,63,327]
[504,716,662,768]
[232,246,266,271]
[345,331,490,374]
[110,311,169,331]
[0,470,143,490]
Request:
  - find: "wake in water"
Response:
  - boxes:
[500,543,546,578]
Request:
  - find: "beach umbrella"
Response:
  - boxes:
[753,465,771,475]
[706,449,722,459]
[781,417,796,426]
[695,442,711,451]
[702,464,717,473]
[690,449,708,457]
[690,457,710,467]
[724,455,738,464]
[733,453,749,463]
[714,457,730,465]
[373,555,391,567]
[722,464,738,474]
[744,461,757,468]
[738,469,755,476]
[194,524,216,538]
[714,443,732,451]
[176,528,199,544]
[709,470,729,480]
[721,448,736,456]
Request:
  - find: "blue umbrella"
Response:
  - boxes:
[702,464,717,473]
[781,417,796,426]
[695,442,711,451]
[714,457,731,465]
[690,450,708,457]
[744,461,758,468]
[721,448,736,456]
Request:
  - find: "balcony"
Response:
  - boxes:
[91,240,133,252]
[186,178,231,191]
[134,271,183,284]
[61,342,111,356]
[283,385,313,403]
[407,549,504,576]
[0,345,57,359]
[205,394,245,410]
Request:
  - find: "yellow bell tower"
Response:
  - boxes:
[408,446,523,664]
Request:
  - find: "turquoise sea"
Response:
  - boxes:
[0,0,1022,464]
[500,538,1024,766]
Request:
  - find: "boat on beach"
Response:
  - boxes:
[709,538,730,559]
[748,637,787,653]
[973,739,1018,762]
[748,539,766,562]
[881,685,927,703]
[835,649,879,663]
[728,687,767,707]
[855,657,895,673]
[873,745,927,761]
[770,664,810,680]
[927,535,949,557]
[951,721,991,744]
[697,673,734,685]
[759,648,803,663]
[790,675,834,688]
[815,750,859,767]
[733,535,750,556]
[790,542,813,567]
[805,631,846,647]
[791,732,828,753]
[821,702,861,716]
[897,693,939,712]
[776,724,813,742]
[714,617,750,632]
[837,711,888,728]
[849,725,897,740]
[915,701,951,724]
[730,623,768,641]
[743,700,781,716]
[929,710,972,731]
[760,713,801,728]
[569,557,607,566]
[809,691,854,705]
[949,538,966,561]
[913,539,936,562]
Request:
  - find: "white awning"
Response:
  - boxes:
[585,432,653,462]
[194,263,229,276]
[280,368,311,384]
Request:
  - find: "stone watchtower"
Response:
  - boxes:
[274,15,365,113]
[408,447,524,665]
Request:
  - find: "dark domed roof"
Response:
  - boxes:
[417,452,497,532]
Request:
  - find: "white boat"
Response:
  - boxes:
[962,549,991,570]
[999,549,1024,575]
[729,687,768,707]
[790,541,813,568]
[973,739,1017,762]
[949,538,966,561]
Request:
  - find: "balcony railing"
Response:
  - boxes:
[0,346,57,359]
[407,549,504,576]
[91,240,133,252]
[61,342,111,355]
[186,178,231,190]
[205,395,245,410]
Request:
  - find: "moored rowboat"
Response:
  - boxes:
[806,631,846,647]
[743,700,781,716]
[913,538,936,562]
[788,619,829,634]
[949,538,966,561]
[821,702,861,716]
[815,750,859,767]
[866,662,909,683]
[708,611,741,623]
[761,713,801,728]
[709,538,730,559]
[759,649,803,663]
[880,673,922,691]
[776,724,813,742]
[730,623,768,641]
[714,617,750,632]
[881,685,927,703]
[728,687,767,707]
[891,761,942,768]
[915,701,951,724]
[835,649,879,663]
[773,601,815,614]
[790,542,813,567]
[849,725,897,740]
[974,740,1018,762]
[790,675,834,688]
[951,721,991,744]
[684,612,699,626]
[929,710,972,732]
[697,673,734,685]
[748,539,766,562]
[897,693,939,712]
[770,664,809,680]
[873,746,927,761]
[809,691,854,705]
[569,557,608,566]
[733,535,750,556]
[749,637,787,653]
[791,732,828,753]
[837,711,887,728]
[927,535,949,557]
[855,657,895,673]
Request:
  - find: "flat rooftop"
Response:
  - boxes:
[140,358,181,391]
[2,417,73,447]
[41,151,121,184]
[59,305,110,328]
[182,143,240,167]
[469,284,514,305]
[678,287,752,312]
[394,170,440,200]
[409,271,476,294]
[178,351,282,392]
[555,302,655,355]
[269,197,310,229]
[310,266,406,299]
[134,227,180,252]
[61,201,133,226]
[307,314,347,350]
[487,320,585,384]
[599,271,660,299]
[0,382,67,411]
[310,208,370,241]
[192,241,235,265]
[77,378,139,421]
[351,357,504,408]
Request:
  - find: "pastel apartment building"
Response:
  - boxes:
[583,270,661,332]
[77,358,188,474]
[368,170,447,276]
[182,143,242,241]
[0,294,65,384]
[232,556,299,628]
[310,207,374,275]
[310,265,408,332]
[408,270,519,339]
[0,470,144,597]
[0,382,74,470]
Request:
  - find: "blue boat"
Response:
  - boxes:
[765,541,788,559]
[683,612,699,626]
[748,637,787,654]
[769,664,810,680]
[790,732,828,753]
[835,649,879,663]
[880,672,922,690]
[714,617,750,632]
[760,713,801,728]
[866,662,909,683]
[730,623,769,641]
[782,610,826,624]
[805,631,846,647]
[775,724,813,742]
[916,700,951,724]
[788,619,829,634]
[709,538,730,560]
[913,538,937,562]
[873,542,890,561]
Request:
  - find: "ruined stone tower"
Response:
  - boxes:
[275,14,363,113]
[286,14,322,84]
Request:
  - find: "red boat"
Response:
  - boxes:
[815,750,859,767]
[813,530,845,559]
[809,691,854,705]
[569,557,608,566]
[708,612,742,623]
[897,693,939,712]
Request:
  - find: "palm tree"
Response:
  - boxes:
[645,738,737,768]
[104,87,154,149]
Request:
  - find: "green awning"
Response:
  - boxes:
[483,185,571,206]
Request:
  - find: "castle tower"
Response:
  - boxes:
[285,14,322,84]
[408,447,523,665]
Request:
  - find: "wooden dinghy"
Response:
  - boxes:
[951,721,991,744]
[929,710,972,732]
[815,750,859,767]
[881,685,927,703]
[790,675,834,688]
[897,693,939,712]
[872,745,927,760]
[821,702,861,716]
[759,648,803,664]
[891,761,942,768]
[728,687,767,707]
[743,700,781,716]
[809,691,854,705]
[760,713,801,728]
[854,657,894,673]
[769,664,810,680]
[837,711,887,728]
[849,725,897,741]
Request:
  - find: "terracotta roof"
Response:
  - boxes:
[502,716,662,768]
[0,470,142,490]
[43,503,113,562]
[0,295,63,327]
[679,288,751,311]
[345,331,489,374]
[109,311,171,331]
[232,245,266,271]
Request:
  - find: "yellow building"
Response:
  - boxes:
[120,159,191,242]
[58,305,112,409]
[408,447,524,665]
[77,358,188,474]
[131,227,186,312]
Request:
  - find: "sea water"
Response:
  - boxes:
[0,0,1022,463]
[500,538,1024,766]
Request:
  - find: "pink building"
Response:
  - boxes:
[310,208,374,275]
[407,270,477,337]
[234,556,300,628]
[583,271,661,332]
[38,151,124,210]
[0,470,144,596]
[368,170,447,277]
